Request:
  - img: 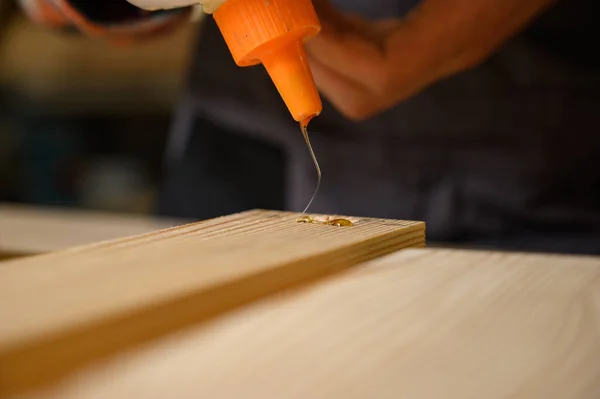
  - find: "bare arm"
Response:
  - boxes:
[307,0,557,120]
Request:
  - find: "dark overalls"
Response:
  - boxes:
[158,0,600,254]
[21,0,599,254]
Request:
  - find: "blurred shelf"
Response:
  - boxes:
[0,14,199,114]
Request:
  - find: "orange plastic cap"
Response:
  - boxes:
[214,0,323,122]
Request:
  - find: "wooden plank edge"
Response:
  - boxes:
[0,252,32,262]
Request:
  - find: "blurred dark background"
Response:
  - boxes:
[0,1,197,215]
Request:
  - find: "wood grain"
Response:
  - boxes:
[15,248,600,399]
[0,203,189,256]
[0,209,425,396]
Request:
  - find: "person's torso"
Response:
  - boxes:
[177,0,600,253]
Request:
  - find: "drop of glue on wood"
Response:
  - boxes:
[295,119,353,227]
[297,215,354,227]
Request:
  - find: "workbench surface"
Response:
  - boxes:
[20,249,600,399]
[1,209,598,399]
[0,203,189,256]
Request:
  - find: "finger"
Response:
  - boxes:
[308,55,379,121]
[306,24,388,94]
[306,3,436,96]
[310,53,445,121]
[343,14,402,43]
[311,0,354,34]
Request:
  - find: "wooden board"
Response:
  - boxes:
[0,203,190,256]
[13,248,600,399]
[0,209,425,397]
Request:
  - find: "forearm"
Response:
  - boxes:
[387,0,558,78]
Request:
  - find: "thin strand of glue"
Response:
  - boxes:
[296,122,354,227]
[299,122,321,218]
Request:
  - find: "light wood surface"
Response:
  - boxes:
[13,248,600,399]
[0,209,425,396]
[0,203,189,256]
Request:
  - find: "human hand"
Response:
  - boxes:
[307,0,557,121]
[17,0,189,42]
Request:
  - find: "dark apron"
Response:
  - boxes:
[158,0,600,254]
